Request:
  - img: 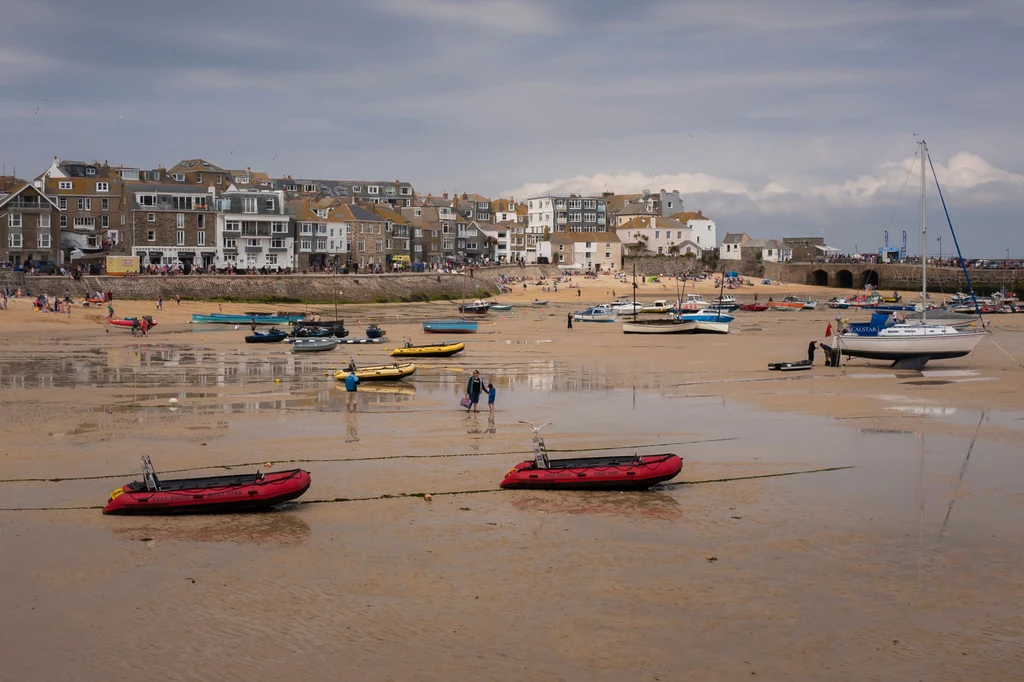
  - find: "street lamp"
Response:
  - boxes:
[937,235,941,260]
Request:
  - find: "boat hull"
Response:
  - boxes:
[838,330,986,361]
[245,331,287,343]
[574,314,617,322]
[500,453,682,490]
[109,317,158,329]
[391,342,465,357]
[335,363,417,381]
[103,469,311,515]
[193,314,302,325]
[292,338,339,352]
[622,320,696,334]
[739,304,768,312]
[423,320,478,334]
[337,336,388,344]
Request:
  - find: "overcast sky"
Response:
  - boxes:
[3,0,1023,255]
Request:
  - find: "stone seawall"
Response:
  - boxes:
[758,261,1024,294]
[0,265,561,303]
[621,256,709,276]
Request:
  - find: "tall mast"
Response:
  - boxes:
[920,140,927,320]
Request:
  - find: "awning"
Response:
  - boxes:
[148,251,163,257]
[177,252,195,258]
[814,245,841,253]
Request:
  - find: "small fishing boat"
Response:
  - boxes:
[334,362,417,381]
[292,338,339,352]
[827,297,851,309]
[336,336,388,344]
[458,300,491,315]
[673,293,708,313]
[531,299,549,306]
[769,295,815,310]
[85,291,105,304]
[739,304,768,312]
[366,324,386,339]
[423,319,478,334]
[677,311,733,334]
[103,457,311,515]
[612,300,644,315]
[193,313,304,325]
[499,423,682,490]
[245,328,288,343]
[573,305,616,322]
[490,303,513,311]
[640,300,674,314]
[391,340,465,357]
[622,319,696,334]
[292,320,348,338]
[109,316,157,329]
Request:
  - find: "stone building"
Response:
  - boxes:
[0,177,61,267]
[39,158,124,259]
[122,180,218,271]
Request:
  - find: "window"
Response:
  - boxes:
[584,213,596,223]
[196,173,202,183]
[273,222,288,234]
[300,223,313,235]
[176,213,185,228]
[98,198,108,211]
[58,197,67,210]
[246,238,260,248]
[267,254,277,265]
[442,222,451,234]
[39,214,50,228]
[605,252,611,258]
[568,199,582,210]
[96,182,109,192]
[120,169,139,180]
[655,231,660,239]
[139,194,155,206]
[38,234,51,249]
[8,214,21,228]
[147,230,156,242]
[367,186,379,195]
[352,185,362,193]
[264,198,276,211]
[317,239,327,250]
[432,230,438,238]
[9,233,22,248]
[414,208,422,217]
[569,212,582,222]
[58,181,72,190]
[300,238,312,251]
[101,215,109,228]
[385,186,395,195]
[197,214,205,229]
[197,231,206,246]
[216,174,223,184]
[242,197,257,214]
[60,215,67,228]
[175,230,185,246]
[583,199,596,209]
[73,217,95,228]
[357,240,365,252]
[272,237,286,249]
[225,221,240,232]
[78,198,91,211]
[172,173,185,182]
[85,167,97,176]
[224,237,237,248]
[400,187,411,195]
[303,184,317,193]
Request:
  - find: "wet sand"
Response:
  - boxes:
[1,274,1023,681]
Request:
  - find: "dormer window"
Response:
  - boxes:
[172,173,185,182]
[85,167,97,176]
[352,185,362,193]
[196,173,202,183]
[303,184,317,193]
[58,181,73,190]
[96,182,109,192]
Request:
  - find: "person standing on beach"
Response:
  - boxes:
[807,340,817,365]
[157,296,163,310]
[466,370,484,413]
[344,369,360,412]
[487,383,496,413]
[567,313,573,329]
[107,303,114,320]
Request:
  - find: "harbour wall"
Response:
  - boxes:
[753,261,1024,294]
[0,265,561,303]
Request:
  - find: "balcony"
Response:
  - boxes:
[222,225,241,234]
[5,200,51,211]
[241,226,271,237]
[269,247,288,253]
[245,246,263,253]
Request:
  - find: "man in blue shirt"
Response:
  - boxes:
[344,370,360,412]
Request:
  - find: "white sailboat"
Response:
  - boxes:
[838,140,987,369]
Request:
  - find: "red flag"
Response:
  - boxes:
[825,322,833,338]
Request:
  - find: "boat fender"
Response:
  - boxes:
[423,493,433,501]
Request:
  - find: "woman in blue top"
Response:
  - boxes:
[466,370,484,412]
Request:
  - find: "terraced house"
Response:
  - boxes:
[39,158,123,259]
[215,189,292,271]
[121,175,218,271]
[333,203,387,270]
[0,176,61,267]
[289,197,344,270]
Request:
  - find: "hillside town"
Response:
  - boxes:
[1,157,730,274]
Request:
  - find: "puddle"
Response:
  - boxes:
[885,406,959,417]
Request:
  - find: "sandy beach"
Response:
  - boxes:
[1,272,1023,680]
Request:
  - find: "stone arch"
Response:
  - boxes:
[836,270,854,289]
[809,269,829,286]
[860,269,880,288]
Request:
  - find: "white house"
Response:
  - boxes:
[615,216,703,255]
[216,189,292,271]
[667,211,717,250]
[721,233,750,261]
[761,239,792,263]
[477,222,513,262]
[539,231,622,272]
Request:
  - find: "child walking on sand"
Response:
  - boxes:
[487,383,496,413]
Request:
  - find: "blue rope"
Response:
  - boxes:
[926,151,985,325]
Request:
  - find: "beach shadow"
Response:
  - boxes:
[508,490,683,520]
[111,509,312,545]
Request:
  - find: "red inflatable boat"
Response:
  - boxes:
[500,423,682,491]
[109,316,158,329]
[103,457,311,515]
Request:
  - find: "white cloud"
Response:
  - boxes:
[0,47,71,85]
[373,0,561,34]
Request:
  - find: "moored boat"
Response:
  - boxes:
[640,300,674,314]
[366,324,386,338]
[103,457,311,515]
[499,422,682,490]
[193,313,304,325]
[673,293,708,313]
[391,340,465,357]
[109,316,157,329]
[677,311,733,334]
[336,336,388,344]
[423,319,478,334]
[245,328,288,343]
[334,362,416,381]
[622,318,696,334]
[292,320,348,338]
[458,300,491,315]
[739,304,768,312]
[292,338,339,352]
[530,299,549,306]
[573,305,616,322]
[490,304,513,311]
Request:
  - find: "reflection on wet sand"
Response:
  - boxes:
[110,510,311,545]
[509,490,684,520]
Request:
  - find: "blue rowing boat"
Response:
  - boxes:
[192,313,306,325]
[422,319,478,334]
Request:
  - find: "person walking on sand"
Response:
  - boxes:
[157,296,163,310]
[487,383,496,413]
[344,369,360,412]
[567,313,573,330]
[466,370,484,413]
[107,303,114,320]
[807,340,818,365]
